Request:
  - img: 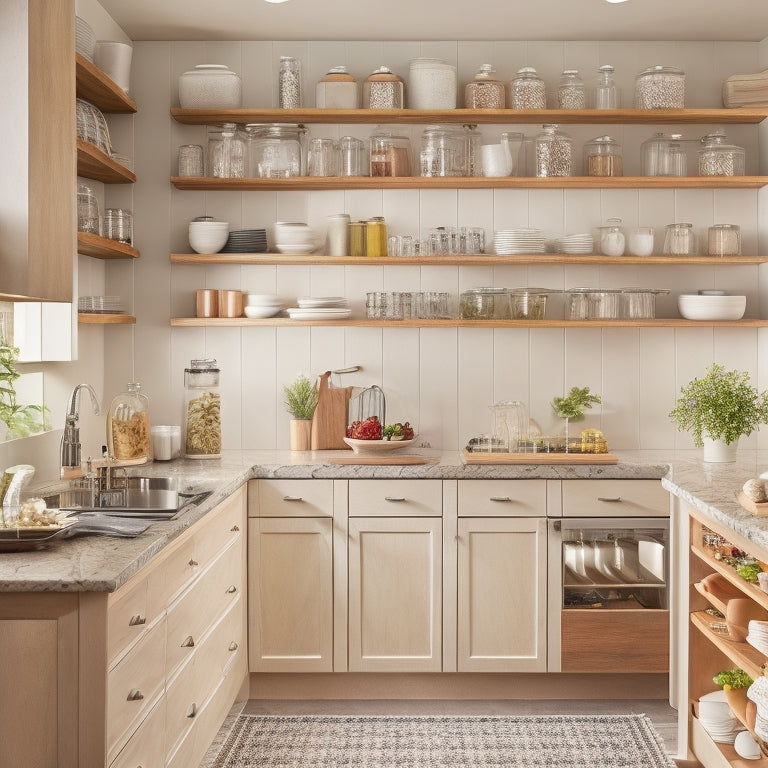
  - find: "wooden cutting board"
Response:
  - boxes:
[462,450,618,465]
[736,490,768,516]
[329,455,432,465]
[310,371,353,450]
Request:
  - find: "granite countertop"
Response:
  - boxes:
[3,448,767,594]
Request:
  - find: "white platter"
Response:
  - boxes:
[343,437,416,454]
[287,308,352,320]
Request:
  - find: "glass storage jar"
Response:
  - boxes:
[634,65,685,108]
[620,288,669,319]
[535,124,573,177]
[594,64,618,109]
[628,227,655,256]
[584,135,623,177]
[207,122,245,178]
[245,123,305,178]
[363,66,405,109]
[369,130,412,176]
[278,55,302,108]
[183,358,221,459]
[459,288,511,320]
[598,218,625,256]
[419,125,465,177]
[557,69,586,109]
[698,130,745,176]
[640,132,687,176]
[708,224,741,256]
[510,66,546,109]
[464,64,506,109]
[338,135,366,176]
[663,222,696,255]
[408,58,457,109]
[315,66,359,109]
[107,382,151,463]
[565,288,621,320]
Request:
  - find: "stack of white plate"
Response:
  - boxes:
[698,690,745,744]
[244,294,283,319]
[274,222,316,255]
[492,228,546,254]
[287,297,351,321]
[747,619,768,654]
[78,295,122,314]
[76,17,96,62]
[552,233,595,254]
[222,229,268,253]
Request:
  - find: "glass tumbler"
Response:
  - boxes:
[77,183,100,234]
[307,137,338,177]
[103,208,132,243]
[178,144,204,176]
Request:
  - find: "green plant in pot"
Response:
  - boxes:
[551,386,601,451]
[669,363,768,462]
[283,374,318,451]
[0,340,49,440]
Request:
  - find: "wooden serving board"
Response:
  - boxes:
[328,455,432,465]
[736,490,768,516]
[310,371,353,450]
[462,450,618,465]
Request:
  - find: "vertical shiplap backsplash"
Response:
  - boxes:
[97,38,768,454]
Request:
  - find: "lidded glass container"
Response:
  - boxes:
[557,69,586,109]
[534,124,573,177]
[363,66,405,109]
[465,64,506,109]
[584,135,623,177]
[207,122,245,178]
[698,130,745,176]
[245,123,306,178]
[183,358,221,459]
[599,217,625,256]
[278,55,302,108]
[369,129,412,176]
[419,125,465,177]
[708,224,741,256]
[594,64,618,109]
[510,66,546,109]
[108,382,151,463]
[315,66,359,109]
[641,132,687,176]
[634,65,685,109]
[459,288,511,320]
[663,222,696,255]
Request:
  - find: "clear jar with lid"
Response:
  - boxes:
[245,123,306,178]
[534,124,573,177]
[278,56,302,108]
[640,132,687,176]
[369,129,412,176]
[419,125,464,177]
[510,67,546,109]
[698,130,745,176]
[107,382,151,463]
[316,66,359,109]
[635,65,685,109]
[594,64,618,109]
[708,224,741,256]
[464,64,506,109]
[557,69,585,109]
[459,288,511,320]
[663,223,696,255]
[207,122,245,178]
[363,66,405,109]
[584,135,623,177]
[183,358,221,459]
[599,218,625,256]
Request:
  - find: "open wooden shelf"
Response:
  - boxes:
[78,140,136,184]
[78,232,139,260]
[170,106,768,126]
[171,174,768,191]
[78,313,136,325]
[690,610,766,681]
[75,53,136,114]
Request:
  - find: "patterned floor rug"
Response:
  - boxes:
[211,713,677,767]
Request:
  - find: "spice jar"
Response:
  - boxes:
[663,223,696,255]
[708,224,741,256]
[510,67,546,109]
[315,66,359,109]
[698,130,745,176]
[183,358,221,459]
[464,64,506,109]
[363,66,405,109]
[107,382,151,463]
[584,135,623,177]
[634,65,685,109]
[599,218,625,256]
[557,69,586,109]
[594,64,618,109]
[278,56,302,108]
[534,124,573,177]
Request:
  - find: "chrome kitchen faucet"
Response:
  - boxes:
[60,383,100,475]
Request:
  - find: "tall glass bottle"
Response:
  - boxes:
[594,64,618,109]
[107,382,151,463]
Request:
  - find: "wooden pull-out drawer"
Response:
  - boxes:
[195,484,246,566]
[107,575,149,665]
[109,695,166,768]
[349,479,442,517]
[561,479,668,518]
[251,479,334,517]
[147,535,197,618]
[457,479,546,517]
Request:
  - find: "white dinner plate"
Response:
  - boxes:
[286,308,352,320]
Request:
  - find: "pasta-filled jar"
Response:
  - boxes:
[107,382,151,463]
[464,64,506,109]
[183,358,222,459]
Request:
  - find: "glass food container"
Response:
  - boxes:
[557,69,586,109]
[708,224,741,256]
[183,358,221,459]
[419,125,465,177]
[508,288,549,319]
[245,123,306,178]
[369,130,412,176]
[278,55,302,108]
[489,400,529,452]
[510,66,546,109]
[464,64,506,109]
[459,288,511,320]
[640,132,687,176]
[363,66,405,109]
[599,218,625,256]
[663,222,696,255]
[566,288,622,320]
[584,135,623,177]
[594,64,618,108]
[315,66,359,109]
[628,227,656,256]
[620,288,670,319]
[207,122,245,178]
[535,124,573,177]
[634,65,685,109]
[107,382,151,463]
[698,130,745,176]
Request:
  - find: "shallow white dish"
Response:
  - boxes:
[297,296,347,308]
[343,437,416,454]
[246,294,282,306]
[286,308,352,321]
[276,243,316,254]
[678,294,746,321]
[244,305,282,318]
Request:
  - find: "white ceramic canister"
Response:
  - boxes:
[178,64,242,109]
[316,66,359,109]
[408,58,457,110]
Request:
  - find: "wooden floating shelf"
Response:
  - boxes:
[76,53,137,114]
[691,543,768,613]
[78,140,136,184]
[78,232,139,260]
[170,252,768,267]
[171,107,768,126]
[171,175,768,191]
[690,610,766,681]
[78,313,136,325]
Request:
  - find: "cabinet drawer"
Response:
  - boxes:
[561,480,668,518]
[457,480,546,517]
[251,479,334,517]
[195,485,246,567]
[165,652,198,756]
[109,695,165,768]
[107,575,149,664]
[147,535,197,619]
[349,479,442,517]
[196,595,244,696]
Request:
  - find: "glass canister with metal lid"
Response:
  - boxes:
[245,123,306,178]
[698,130,745,176]
[584,135,623,177]
[183,358,221,459]
[464,64,506,109]
[363,66,405,109]
[107,382,151,463]
[510,66,546,109]
[634,65,685,109]
[534,124,573,177]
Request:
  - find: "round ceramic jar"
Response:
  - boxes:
[408,58,457,109]
[363,66,405,109]
[178,64,242,109]
[316,66,359,109]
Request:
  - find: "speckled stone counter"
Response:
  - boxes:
[3,447,767,593]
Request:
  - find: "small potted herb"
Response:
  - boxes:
[551,386,601,451]
[283,374,318,451]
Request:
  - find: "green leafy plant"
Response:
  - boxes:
[713,668,754,689]
[669,363,768,447]
[0,341,50,439]
[551,386,602,421]
[283,374,318,420]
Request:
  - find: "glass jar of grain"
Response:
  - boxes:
[464,64,506,109]
[584,135,623,177]
[535,124,573,177]
[557,69,585,109]
[510,66,546,109]
[183,359,221,459]
[108,382,151,463]
[698,130,745,176]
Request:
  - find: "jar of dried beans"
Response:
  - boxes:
[698,130,745,176]
[534,124,573,177]
[510,66,546,109]
[363,66,405,109]
[278,56,302,108]
[108,382,151,463]
[183,359,222,459]
[464,64,506,109]
[557,69,585,109]
[634,65,685,109]
[584,135,623,177]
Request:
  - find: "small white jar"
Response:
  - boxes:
[628,227,655,256]
[316,66,359,108]
[408,58,457,109]
[599,218,625,256]
[178,64,242,109]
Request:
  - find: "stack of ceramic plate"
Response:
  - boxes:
[491,228,546,254]
[552,233,595,254]
[287,296,351,321]
[747,620,768,654]
[78,295,123,314]
[76,17,96,62]
[221,229,268,253]
[274,222,316,255]
[697,690,745,744]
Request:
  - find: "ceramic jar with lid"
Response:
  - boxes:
[534,124,573,177]
[557,69,585,109]
[635,65,685,108]
[183,359,221,459]
[510,66,546,108]
[594,64,618,109]
[464,64,506,109]
[362,66,405,109]
[316,66,359,108]
[698,130,745,176]
[178,64,242,108]
[584,135,623,177]
[108,382,151,463]
[408,58,457,109]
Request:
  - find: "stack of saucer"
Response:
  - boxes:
[747,620,768,654]
[222,229,268,253]
[287,296,351,321]
[491,228,546,254]
[698,690,745,744]
[552,233,595,254]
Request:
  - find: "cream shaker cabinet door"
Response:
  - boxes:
[456,517,547,672]
[348,516,442,672]
[248,516,334,672]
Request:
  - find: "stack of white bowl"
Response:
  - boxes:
[273,222,316,255]
[189,220,229,254]
[747,619,768,655]
[678,292,747,321]
[244,294,283,319]
[698,690,745,744]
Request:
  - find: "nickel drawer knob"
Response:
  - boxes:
[226,585,237,594]
[182,635,195,648]
[128,615,146,627]
[231,524,240,532]
[229,641,239,652]
[188,558,199,566]
[187,703,197,718]
[127,689,144,701]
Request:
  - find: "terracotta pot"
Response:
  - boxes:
[289,419,312,451]
[725,597,768,642]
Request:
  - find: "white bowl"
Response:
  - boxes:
[343,437,417,454]
[678,294,746,321]
[246,294,282,307]
[273,222,313,245]
[189,221,229,231]
[244,305,282,319]
[276,243,316,254]
[189,230,229,254]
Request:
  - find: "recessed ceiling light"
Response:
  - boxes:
[264,0,291,4]
[604,0,629,3]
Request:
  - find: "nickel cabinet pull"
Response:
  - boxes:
[231,524,240,532]
[597,496,622,502]
[384,496,406,502]
[181,635,195,647]
[186,703,197,718]
[128,614,146,627]
[226,585,237,594]
[490,496,512,502]
[188,558,199,567]
[127,689,144,701]
[283,496,303,502]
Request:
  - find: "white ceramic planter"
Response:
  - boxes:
[702,436,739,463]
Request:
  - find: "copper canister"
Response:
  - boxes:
[196,289,218,318]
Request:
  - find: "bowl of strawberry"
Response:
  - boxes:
[344,417,416,454]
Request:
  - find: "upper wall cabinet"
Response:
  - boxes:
[0,0,76,303]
